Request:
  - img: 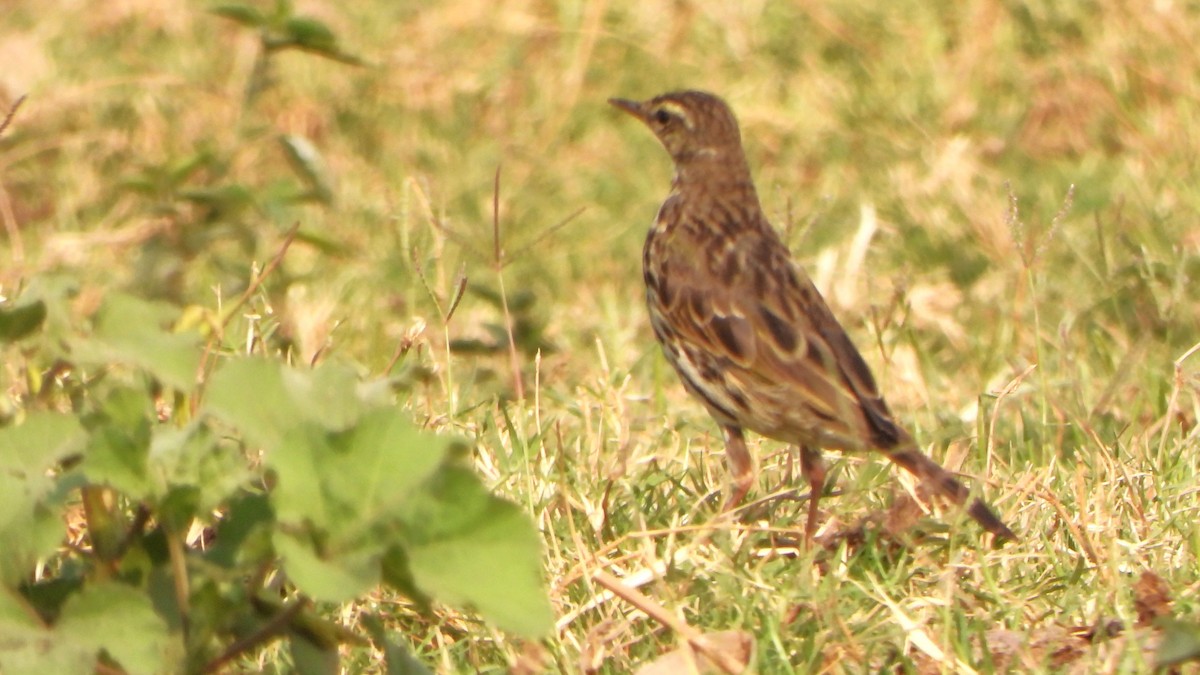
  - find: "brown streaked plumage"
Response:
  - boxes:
[610,90,1015,542]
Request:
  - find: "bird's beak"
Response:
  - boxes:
[608,97,646,122]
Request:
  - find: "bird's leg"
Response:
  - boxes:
[799,445,826,541]
[721,425,754,510]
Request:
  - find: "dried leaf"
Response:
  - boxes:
[634,630,754,675]
[1134,571,1173,626]
[884,492,925,536]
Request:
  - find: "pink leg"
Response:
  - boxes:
[800,445,826,540]
[721,425,754,509]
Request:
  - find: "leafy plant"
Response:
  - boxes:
[0,288,552,673]
[111,1,355,303]
[212,0,364,104]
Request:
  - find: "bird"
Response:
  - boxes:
[609,90,1015,543]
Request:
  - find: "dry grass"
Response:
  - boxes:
[3,0,1200,672]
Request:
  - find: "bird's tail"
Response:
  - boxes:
[885,445,1017,543]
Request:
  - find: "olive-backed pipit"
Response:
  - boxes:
[611,90,1015,542]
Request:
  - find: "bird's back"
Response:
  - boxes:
[643,184,905,453]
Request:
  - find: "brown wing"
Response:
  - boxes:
[648,205,1016,540]
[655,220,902,451]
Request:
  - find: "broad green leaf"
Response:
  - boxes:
[80,388,154,499]
[204,492,274,569]
[57,582,180,674]
[403,467,552,638]
[0,413,83,585]
[292,228,351,255]
[81,425,151,496]
[0,300,46,342]
[274,531,379,603]
[74,293,201,391]
[157,485,201,532]
[0,642,93,675]
[267,409,452,602]
[0,587,42,633]
[14,276,78,356]
[0,412,86,476]
[0,480,66,585]
[268,425,329,525]
[205,358,304,449]
[316,409,448,522]
[0,587,93,675]
[286,362,365,431]
[205,360,365,450]
[167,148,218,185]
[148,423,249,513]
[269,409,449,529]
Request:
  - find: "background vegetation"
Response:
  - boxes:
[2,0,1199,671]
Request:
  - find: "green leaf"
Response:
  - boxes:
[14,276,79,356]
[270,409,448,529]
[0,642,93,675]
[402,467,553,638]
[57,582,181,674]
[281,17,336,50]
[267,409,452,602]
[380,546,430,611]
[289,629,339,675]
[80,387,154,499]
[0,412,87,477]
[210,3,266,28]
[204,492,274,569]
[205,360,365,450]
[157,485,201,532]
[74,293,201,392]
[322,409,446,517]
[17,577,83,626]
[289,363,368,430]
[0,479,68,587]
[0,586,46,634]
[205,359,305,449]
[274,530,379,603]
[1157,618,1200,667]
[0,300,46,342]
[149,423,249,514]
[273,16,363,65]
[0,588,93,675]
[207,359,550,634]
[361,614,435,675]
[0,413,84,585]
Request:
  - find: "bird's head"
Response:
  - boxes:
[609,90,746,171]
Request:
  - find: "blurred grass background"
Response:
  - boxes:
[2,0,1199,671]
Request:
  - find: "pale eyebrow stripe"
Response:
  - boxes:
[657,101,693,129]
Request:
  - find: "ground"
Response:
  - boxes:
[2,1,1199,672]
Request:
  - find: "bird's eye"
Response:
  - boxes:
[652,109,673,125]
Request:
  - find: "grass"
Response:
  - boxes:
[3,0,1200,671]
